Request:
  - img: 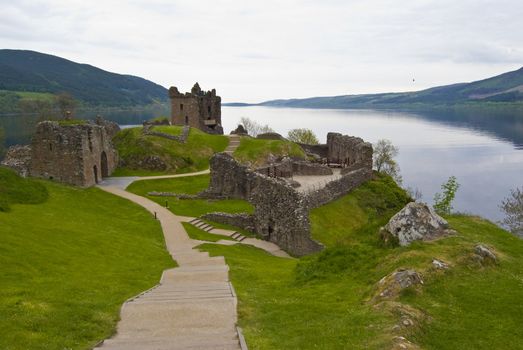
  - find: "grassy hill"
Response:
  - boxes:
[227,67,523,109]
[0,49,168,110]
[233,137,306,167]
[196,173,523,349]
[0,167,173,349]
[112,126,229,176]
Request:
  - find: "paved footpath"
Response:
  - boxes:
[95,135,282,350]
[95,187,244,350]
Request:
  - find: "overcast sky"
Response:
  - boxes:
[1,0,522,102]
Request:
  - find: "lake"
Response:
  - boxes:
[1,105,522,223]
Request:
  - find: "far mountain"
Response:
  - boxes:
[227,67,523,109]
[0,49,168,108]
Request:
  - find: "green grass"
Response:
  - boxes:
[198,173,523,349]
[0,167,49,212]
[57,119,87,126]
[233,137,306,167]
[182,222,235,242]
[0,169,174,349]
[200,243,392,349]
[112,126,229,176]
[126,174,254,217]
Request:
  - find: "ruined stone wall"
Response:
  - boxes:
[206,153,324,256]
[143,124,190,143]
[250,176,324,256]
[255,160,332,178]
[327,132,373,168]
[292,161,333,176]
[206,133,373,256]
[255,160,293,178]
[30,121,118,187]
[1,145,32,177]
[201,212,256,232]
[305,168,373,209]
[298,143,328,159]
[169,83,223,135]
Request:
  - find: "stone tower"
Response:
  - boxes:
[30,121,118,187]
[169,83,224,134]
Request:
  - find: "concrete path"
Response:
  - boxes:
[95,136,256,350]
[95,186,243,350]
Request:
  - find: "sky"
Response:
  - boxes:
[1,0,522,102]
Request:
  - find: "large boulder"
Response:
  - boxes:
[380,202,454,246]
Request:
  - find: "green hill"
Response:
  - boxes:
[0,49,168,109]
[112,126,229,176]
[229,67,523,109]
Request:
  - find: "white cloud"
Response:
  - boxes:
[0,0,522,101]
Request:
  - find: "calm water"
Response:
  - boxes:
[1,106,522,223]
[222,106,523,223]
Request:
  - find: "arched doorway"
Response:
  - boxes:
[93,165,99,184]
[101,151,108,178]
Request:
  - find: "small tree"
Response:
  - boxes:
[433,176,460,215]
[500,187,523,238]
[373,139,402,184]
[54,92,78,119]
[239,117,274,137]
[287,128,319,144]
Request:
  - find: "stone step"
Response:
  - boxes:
[98,335,240,350]
[231,232,242,240]
[131,294,234,303]
[194,222,208,229]
[144,288,232,297]
[188,217,201,224]
[149,283,232,293]
[172,251,209,260]
[178,258,227,267]
[237,235,247,242]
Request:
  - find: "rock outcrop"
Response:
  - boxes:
[376,269,424,300]
[474,244,497,264]
[380,202,454,246]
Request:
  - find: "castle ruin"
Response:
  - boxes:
[2,118,119,187]
[202,133,373,256]
[169,83,223,135]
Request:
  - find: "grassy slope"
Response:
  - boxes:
[0,168,173,349]
[112,126,229,176]
[126,174,253,217]
[0,166,48,211]
[233,137,306,167]
[182,222,235,242]
[199,173,523,349]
